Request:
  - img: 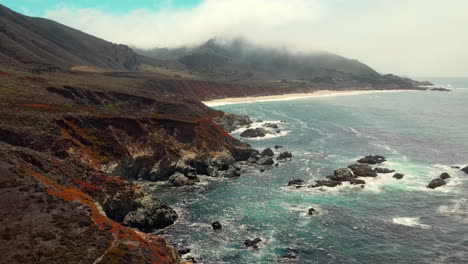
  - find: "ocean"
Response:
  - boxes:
[155,78,468,263]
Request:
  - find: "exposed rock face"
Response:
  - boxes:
[122,197,178,232]
[261,148,274,157]
[288,178,305,186]
[277,151,293,160]
[213,112,252,133]
[244,238,262,248]
[308,208,317,216]
[263,123,279,129]
[257,156,274,165]
[461,166,468,174]
[328,168,354,181]
[169,172,198,187]
[374,168,395,173]
[357,155,386,164]
[427,178,446,189]
[439,172,451,180]
[348,163,378,177]
[393,173,404,179]
[310,180,342,188]
[240,128,268,138]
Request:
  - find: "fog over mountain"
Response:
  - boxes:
[37,0,468,77]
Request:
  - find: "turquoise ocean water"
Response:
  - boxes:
[156,79,468,263]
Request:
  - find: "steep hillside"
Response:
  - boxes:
[0,4,140,71]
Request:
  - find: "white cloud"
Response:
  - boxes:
[43,0,468,77]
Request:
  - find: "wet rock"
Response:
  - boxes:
[308,208,317,216]
[348,163,377,177]
[240,128,268,138]
[221,167,241,178]
[277,151,293,160]
[256,119,263,123]
[248,156,259,164]
[275,163,279,167]
[244,237,262,248]
[357,155,386,164]
[274,145,283,149]
[309,180,342,188]
[427,178,446,189]
[450,165,460,169]
[327,168,354,181]
[122,198,178,232]
[168,172,198,186]
[280,120,287,123]
[393,173,404,179]
[374,168,395,174]
[259,169,265,173]
[211,221,222,230]
[439,172,451,180]
[257,156,274,165]
[350,178,366,185]
[178,248,191,255]
[282,253,297,259]
[430,87,452,91]
[461,166,468,174]
[288,178,305,186]
[276,130,281,134]
[263,123,279,129]
[213,112,252,132]
[260,148,274,157]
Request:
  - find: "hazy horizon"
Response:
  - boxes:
[3,0,468,78]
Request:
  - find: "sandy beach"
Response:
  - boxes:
[202,89,415,107]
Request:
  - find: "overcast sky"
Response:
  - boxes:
[4,0,468,77]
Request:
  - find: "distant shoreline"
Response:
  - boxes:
[203,89,416,107]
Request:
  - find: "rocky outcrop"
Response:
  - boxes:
[288,178,305,186]
[168,172,198,186]
[257,156,274,165]
[427,178,446,189]
[261,148,274,157]
[240,128,268,138]
[327,168,354,181]
[461,166,468,174]
[439,172,451,180]
[277,151,293,160]
[393,173,404,179]
[357,155,386,164]
[348,163,378,177]
[430,88,452,92]
[244,238,262,249]
[263,123,278,129]
[211,221,222,230]
[213,112,252,132]
[310,180,342,188]
[122,197,178,232]
[374,168,395,173]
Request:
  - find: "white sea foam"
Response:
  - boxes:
[392,217,431,229]
[437,198,468,222]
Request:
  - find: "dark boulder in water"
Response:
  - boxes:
[212,221,222,230]
[393,173,404,179]
[178,248,191,255]
[350,178,366,185]
[374,167,395,173]
[240,128,268,138]
[221,167,242,178]
[450,165,460,169]
[348,163,377,177]
[260,148,274,157]
[430,87,452,91]
[310,180,342,188]
[330,168,354,181]
[461,166,468,174]
[244,237,262,248]
[257,156,274,165]
[427,178,446,189]
[282,253,297,259]
[274,145,283,149]
[288,178,305,186]
[308,208,317,216]
[357,155,386,164]
[263,123,279,129]
[439,172,451,180]
[277,151,293,160]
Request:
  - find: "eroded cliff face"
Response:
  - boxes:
[0,89,253,263]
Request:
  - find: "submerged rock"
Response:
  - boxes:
[274,145,283,149]
[244,237,262,248]
[439,172,451,180]
[374,168,395,174]
[261,148,274,157]
[257,156,274,165]
[427,178,446,189]
[282,253,297,259]
[348,163,377,177]
[240,128,268,138]
[288,178,305,186]
[393,173,404,179]
[310,180,342,188]
[211,221,222,230]
[357,155,386,164]
[277,151,293,160]
[263,123,279,129]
